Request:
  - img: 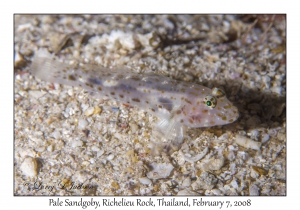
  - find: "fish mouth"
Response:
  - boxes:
[229,105,239,121]
[219,105,239,123]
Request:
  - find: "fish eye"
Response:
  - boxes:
[204,95,217,108]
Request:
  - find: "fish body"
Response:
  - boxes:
[31,49,239,143]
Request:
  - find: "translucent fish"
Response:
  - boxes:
[31,49,239,144]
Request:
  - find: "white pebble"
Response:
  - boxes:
[191,172,218,190]
[129,122,138,134]
[91,145,100,152]
[228,145,236,151]
[218,133,228,141]
[181,147,208,163]
[147,163,174,179]
[182,177,191,187]
[35,146,45,152]
[249,184,260,195]
[28,135,44,145]
[262,75,271,88]
[71,140,83,148]
[202,158,225,171]
[231,178,238,189]
[261,134,270,143]
[73,50,80,57]
[78,119,88,129]
[139,177,152,185]
[211,189,221,195]
[176,152,186,166]
[84,107,95,116]
[228,151,236,161]
[74,171,92,183]
[67,88,74,96]
[235,134,261,150]
[248,129,259,139]
[277,131,286,141]
[237,151,248,160]
[18,90,28,97]
[51,130,61,139]
[201,23,210,31]
[89,158,95,164]
[230,162,236,175]
[28,90,46,99]
[53,83,60,90]
[20,157,38,177]
[17,23,32,32]
[35,131,43,136]
[106,154,115,160]
[47,144,54,152]
[17,148,35,159]
[271,86,282,95]
[137,32,153,47]
[81,103,89,111]
[97,150,104,158]
[64,167,73,176]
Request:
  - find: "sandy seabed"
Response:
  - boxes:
[14,14,286,195]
